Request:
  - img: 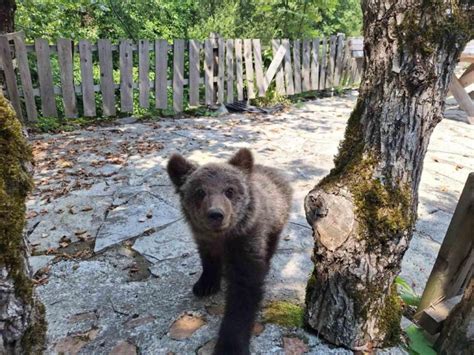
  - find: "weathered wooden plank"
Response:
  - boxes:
[243,39,255,99]
[155,39,168,109]
[138,39,150,108]
[14,34,37,121]
[327,35,337,88]
[459,64,474,87]
[204,39,214,105]
[226,39,234,104]
[302,40,311,92]
[418,295,463,335]
[35,38,58,117]
[173,39,185,113]
[264,44,286,92]
[319,38,327,90]
[189,40,200,106]
[311,38,320,91]
[334,34,345,86]
[97,39,116,116]
[217,38,225,104]
[119,39,133,113]
[272,39,285,95]
[79,40,96,117]
[252,39,265,97]
[449,75,474,123]
[293,40,302,94]
[0,36,22,119]
[282,39,294,95]
[57,38,77,118]
[234,39,244,100]
[341,36,352,87]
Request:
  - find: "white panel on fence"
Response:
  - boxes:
[57,38,78,118]
[217,38,225,104]
[282,39,294,95]
[98,39,116,116]
[204,39,214,105]
[35,38,58,117]
[252,39,265,97]
[272,39,285,95]
[155,39,168,109]
[14,35,37,121]
[334,34,345,86]
[0,36,22,119]
[243,39,255,99]
[79,40,96,117]
[173,39,185,113]
[327,35,337,88]
[139,39,150,108]
[311,38,320,91]
[225,40,234,104]
[234,39,244,100]
[319,38,327,90]
[302,40,311,92]
[264,44,286,92]
[189,40,200,106]
[120,39,133,113]
[293,39,302,94]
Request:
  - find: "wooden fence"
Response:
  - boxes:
[0,32,363,122]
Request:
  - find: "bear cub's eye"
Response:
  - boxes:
[195,188,206,199]
[225,187,235,199]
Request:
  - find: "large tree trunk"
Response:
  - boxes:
[304,0,472,350]
[435,278,474,354]
[0,94,46,353]
[0,0,16,34]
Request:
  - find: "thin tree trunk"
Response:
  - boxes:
[0,0,16,34]
[0,94,46,354]
[304,0,472,350]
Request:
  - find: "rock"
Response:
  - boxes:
[117,117,138,125]
[252,322,265,336]
[283,337,309,355]
[168,313,206,340]
[28,255,55,275]
[196,339,216,355]
[109,340,137,355]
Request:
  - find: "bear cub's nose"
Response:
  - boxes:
[207,208,224,223]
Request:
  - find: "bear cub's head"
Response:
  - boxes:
[167,148,254,234]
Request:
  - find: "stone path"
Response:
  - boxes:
[25,93,474,354]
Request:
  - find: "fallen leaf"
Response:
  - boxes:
[169,313,206,340]
[283,337,309,355]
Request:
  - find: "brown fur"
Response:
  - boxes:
[167,148,292,355]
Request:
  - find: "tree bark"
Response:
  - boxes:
[0,94,46,354]
[304,0,472,350]
[0,0,16,34]
[435,278,474,355]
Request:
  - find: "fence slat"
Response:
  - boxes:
[204,39,214,105]
[173,39,185,113]
[311,38,320,91]
[14,35,37,121]
[293,40,302,94]
[252,39,265,97]
[264,44,286,92]
[138,39,150,108]
[272,39,285,95]
[235,39,244,100]
[243,39,255,99]
[319,38,327,90]
[0,37,22,119]
[35,38,58,117]
[79,40,96,117]
[226,39,234,104]
[155,39,168,109]
[189,40,200,106]
[327,35,337,88]
[119,39,133,113]
[334,34,345,86]
[57,38,77,118]
[217,38,225,104]
[302,40,311,92]
[282,39,294,95]
[98,39,116,116]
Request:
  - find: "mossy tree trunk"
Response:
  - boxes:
[0,94,46,353]
[304,0,472,350]
[0,0,16,34]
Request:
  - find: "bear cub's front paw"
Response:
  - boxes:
[193,274,220,297]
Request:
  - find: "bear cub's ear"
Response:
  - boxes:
[167,154,196,189]
[229,148,254,173]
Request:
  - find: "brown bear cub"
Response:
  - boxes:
[167,148,292,355]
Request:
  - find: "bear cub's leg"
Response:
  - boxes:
[193,243,222,297]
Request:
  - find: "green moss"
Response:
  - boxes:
[263,301,305,328]
[21,302,47,353]
[378,284,402,347]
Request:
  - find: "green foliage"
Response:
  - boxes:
[263,301,305,328]
[395,276,421,307]
[405,325,436,355]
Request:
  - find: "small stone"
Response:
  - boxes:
[197,339,216,355]
[282,337,309,355]
[109,340,137,355]
[168,313,206,340]
[252,322,265,335]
